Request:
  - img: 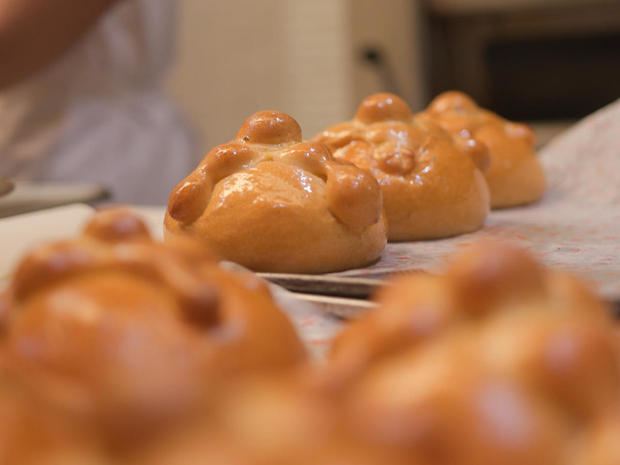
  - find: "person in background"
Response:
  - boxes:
[0,0,195,205]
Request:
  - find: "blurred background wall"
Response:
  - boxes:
[166,0,620,157]
[165,0,424,155]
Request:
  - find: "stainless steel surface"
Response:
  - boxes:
[257,273,386,299]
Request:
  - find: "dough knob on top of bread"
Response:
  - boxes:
[165,111,386,273]
[452,133,491,173]
[277,142,330,178]
[428,90,479,114]
[424,91,545,208]
[314,92,490,241]
[325,162,382,232]
[355,93,413,124]
[444,240,546,315]
[83,207,151,243]
[236,110,302,144]
[0,208,306,442]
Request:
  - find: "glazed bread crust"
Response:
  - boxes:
[324,240,619,465]
[0,208,306,442]
[165,111,387,273]
[424,91,546,208]
[315,93,490,241]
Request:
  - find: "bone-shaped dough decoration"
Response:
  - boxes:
[165,111,387,273]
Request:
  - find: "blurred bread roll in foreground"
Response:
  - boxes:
[165,111,387,273]
[0,208,306,452]
[422,91,546,209]
[314,93,490,241]
[322,240,618,465]
[0,224,617,464]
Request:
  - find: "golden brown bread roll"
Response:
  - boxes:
[340,310,619,465]
[314,93,490,241]
[323,240,619,465]
[137,241,619,465]
[0,225,617,464]
[423,91,546,208]
[138,317,618,465]
[0,208,306,443]
[165,111,386,273]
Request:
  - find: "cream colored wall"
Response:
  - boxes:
[165,0,287,154]
[350,0,425,110]
[166,0,424,156]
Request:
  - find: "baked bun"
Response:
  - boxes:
[314,93,490,241]
[0,208,306,441]
[424,91,546,208]
[339,313,619,465]
[165,111,386,273]
[0,226,616,463]
[325,240,619,465]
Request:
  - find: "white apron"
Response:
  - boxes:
[0,0,195,205]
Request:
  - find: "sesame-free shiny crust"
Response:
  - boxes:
[423,91,546,208]
[315,93,490,241]
[165,111,386,273]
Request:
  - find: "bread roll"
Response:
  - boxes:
[0,208,306,442]
[324,240,619,465]
[165,111,386,272]
[423,91,545,208]
[0,226,616,463]
[314,93,490,241]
